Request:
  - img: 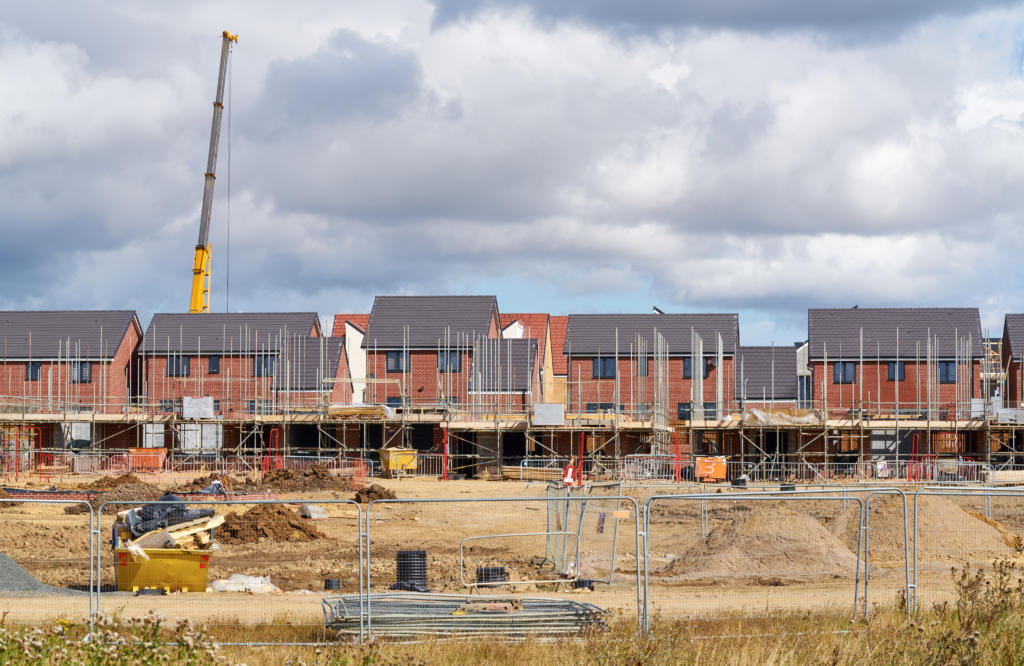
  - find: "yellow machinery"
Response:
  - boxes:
[189,30,238,313]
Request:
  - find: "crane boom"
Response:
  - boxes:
[189,30,238,313]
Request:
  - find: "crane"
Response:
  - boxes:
[189,30,238,313]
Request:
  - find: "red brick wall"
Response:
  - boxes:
[330,348,352,404]
[0,323,140,414]
[365,349,472,406]
[140,354,275,415]
[565,356,736,416]
[809,360,981,413]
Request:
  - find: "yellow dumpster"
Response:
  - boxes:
[115,547,213,592]
[381,447,417,478]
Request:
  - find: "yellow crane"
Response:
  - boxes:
[189,30,238,313]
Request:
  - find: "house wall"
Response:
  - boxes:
[809,359,981,413]
[344,323,366,404]
[140,354,276,415]
[566,355,736,417]
[365,349,472,406]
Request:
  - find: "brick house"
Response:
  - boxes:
[331,314,370,404]
[1002,315,1024,408]
[0,310,141,415]
[500,313,552,403]
[548,315,569,405]
[361,296,501,408]
[807,308,983,416]
[563,313,739,420]
[139,312,322,417]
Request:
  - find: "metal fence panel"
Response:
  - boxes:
[643,492,870,631]
[96,498,363,645]
[364,495,641,640]
[0,499,94,632]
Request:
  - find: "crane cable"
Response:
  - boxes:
[226,39,232,313]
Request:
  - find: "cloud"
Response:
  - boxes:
[430,0,1017,38]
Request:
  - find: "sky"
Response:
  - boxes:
[2,1,1024,345]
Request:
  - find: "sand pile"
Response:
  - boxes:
[828,495,1014,564]
[663,504,860,582]
[218,504,326,544]
[64,482,164,515]
[354,484,396,503]
[258,465,351,493]
[77,473,145,491]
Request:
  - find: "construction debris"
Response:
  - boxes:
[218,504,326,544]
[258,465,352,493]
[354,483,396,503]
[64,482,164,514]
[210,574,279,594]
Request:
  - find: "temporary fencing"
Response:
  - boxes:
[95,498,364,645]
[363,493,642,640]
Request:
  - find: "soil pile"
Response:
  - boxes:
[0,488,17,508]
[173,473,251,494]
[0,553,80,596]
[828,495,1013,564]
[663,504,860,582]
[218,504,326,544]
[77,473,144,491]
[258,465,351,493]
[354,484,396,503]
[64,482,164,515]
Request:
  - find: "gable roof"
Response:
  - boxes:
[1005,315,1024,360]
[273,336,344,391]
[500,313,549,339]
[362,295,498,349]
[469,338,538,392]
[563,314,739,356]
[807,308,983,360]
[0,310,139,359]
[549,315,569,375]
[142,313,320,354]
[737,346,797,401]
[331,314,370,337]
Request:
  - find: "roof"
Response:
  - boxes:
[501,313,549,339]
[1005,315,1024,360]
[737,346,798,401]
[331,314,370,337]
[362,296,498,349]
[0,310,138,359]
[142,313,320,354]
[807,308,983,360]
[469,338,538,392]
[563,314,739,356]
[273,336,344,391]
[549,316,569,375]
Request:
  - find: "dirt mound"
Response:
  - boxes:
[172,473,252,494]
[77,473,145,491]
[64,482,164,515]
[828,495,1014,564]
[663,503,860,582]
[218,504,326,544]
[354,483,396,503]
[258,465,351,493]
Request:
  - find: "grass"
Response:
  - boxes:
[11,559,1024,664]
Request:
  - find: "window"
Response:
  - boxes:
[703,401,718,420]
[208,355,220,375]
[212,399,221,413]
[438,350,461,373]
[385,351,410,373]
[167,356,190,378]
[585,402,616,413]
[833,361,856,384]
[637,355,648,377]
[937,361,956,384]
[160,399,174,413]
[677,402,692,420]
[386,396,404,408]
[71,361,92,383]
[887,361,905,381]
[25,361,41,381]
[254,354,276,377]
[592,357,616,379]
[248,399,272,414]
[683,358,713,379]
[797,376,812,407]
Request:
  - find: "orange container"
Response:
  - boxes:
[129,448,166,471]
[695,456,727,482]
